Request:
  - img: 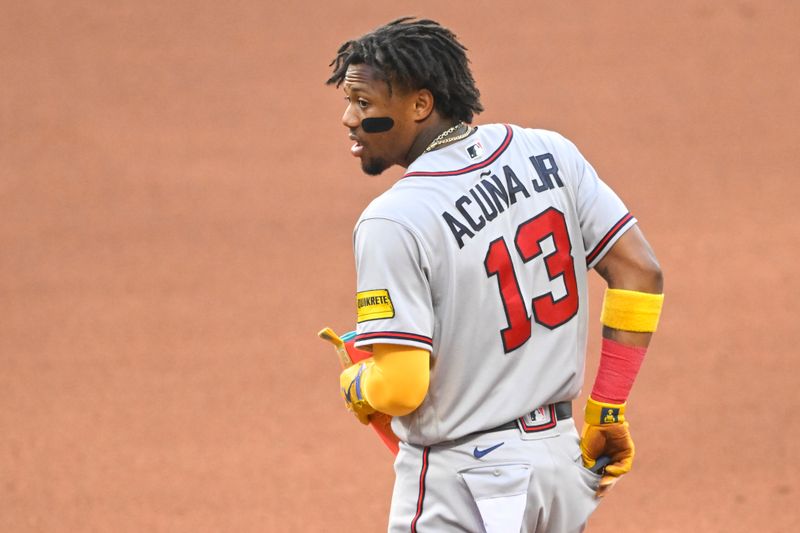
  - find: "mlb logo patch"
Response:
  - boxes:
[466,142,484,159]
[517,404,557,435]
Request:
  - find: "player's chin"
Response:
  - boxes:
[361,157,390,176]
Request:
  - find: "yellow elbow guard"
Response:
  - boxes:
[600,289,664,332]
[364,346,429,416]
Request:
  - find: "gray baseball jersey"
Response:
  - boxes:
[353,123,635,446]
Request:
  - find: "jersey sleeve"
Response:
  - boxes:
[559,136,637,269]
[352,217,434,351]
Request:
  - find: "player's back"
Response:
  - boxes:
[353,124,635,446]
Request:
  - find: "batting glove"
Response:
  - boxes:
[580,398,635,497]
[340,362,376,425]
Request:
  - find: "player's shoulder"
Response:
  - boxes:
[355,179,417,228]
[357,191,400,223]
[507,124,577,150]
[505,125,591,174]
[354,195,425,252]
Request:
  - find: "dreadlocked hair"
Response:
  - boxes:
[327,17,483,123]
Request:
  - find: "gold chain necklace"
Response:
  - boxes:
[423,122,473,153]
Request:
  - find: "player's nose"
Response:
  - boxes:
[341,103,360,130]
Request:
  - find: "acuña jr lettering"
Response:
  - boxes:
[441,153,565,248]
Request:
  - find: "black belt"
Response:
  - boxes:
[482,401,572,433]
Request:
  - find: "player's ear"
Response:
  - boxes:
[412,89,435,122]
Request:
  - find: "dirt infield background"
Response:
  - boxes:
[2,1,798,531]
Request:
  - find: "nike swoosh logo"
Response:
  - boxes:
[473,442,504,459]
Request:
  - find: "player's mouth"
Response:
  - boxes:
[349,133,364,158]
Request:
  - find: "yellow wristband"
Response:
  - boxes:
[585,397,626,425]
[601,288,664,332]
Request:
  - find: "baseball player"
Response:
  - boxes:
[326,18,664,533]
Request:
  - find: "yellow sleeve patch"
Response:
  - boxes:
[357,289,395,323]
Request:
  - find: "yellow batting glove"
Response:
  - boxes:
[339,362,376,425]
[580,398,635,497]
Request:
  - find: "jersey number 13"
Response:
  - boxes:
[484,207,578,353]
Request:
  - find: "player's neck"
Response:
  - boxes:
[404,118,466,167]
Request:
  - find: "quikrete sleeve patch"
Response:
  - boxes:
[356,289,395,322]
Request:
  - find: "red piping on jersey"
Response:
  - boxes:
[410,446,431,532]
[586,212,635,266]
[403,124,514,178]
[355,331,433,347]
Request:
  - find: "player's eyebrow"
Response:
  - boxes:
[343,83,368,94]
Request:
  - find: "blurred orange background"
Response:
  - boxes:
[2,1,798,531]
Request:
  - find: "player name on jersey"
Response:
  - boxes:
[441,152,564,249]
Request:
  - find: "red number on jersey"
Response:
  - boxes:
[484,237,532,352]
[484,208,578,353]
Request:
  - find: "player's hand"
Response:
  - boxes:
[580,398,634,497]
[340,362,376,425]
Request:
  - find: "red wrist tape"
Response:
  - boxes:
[590,338,647,404]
